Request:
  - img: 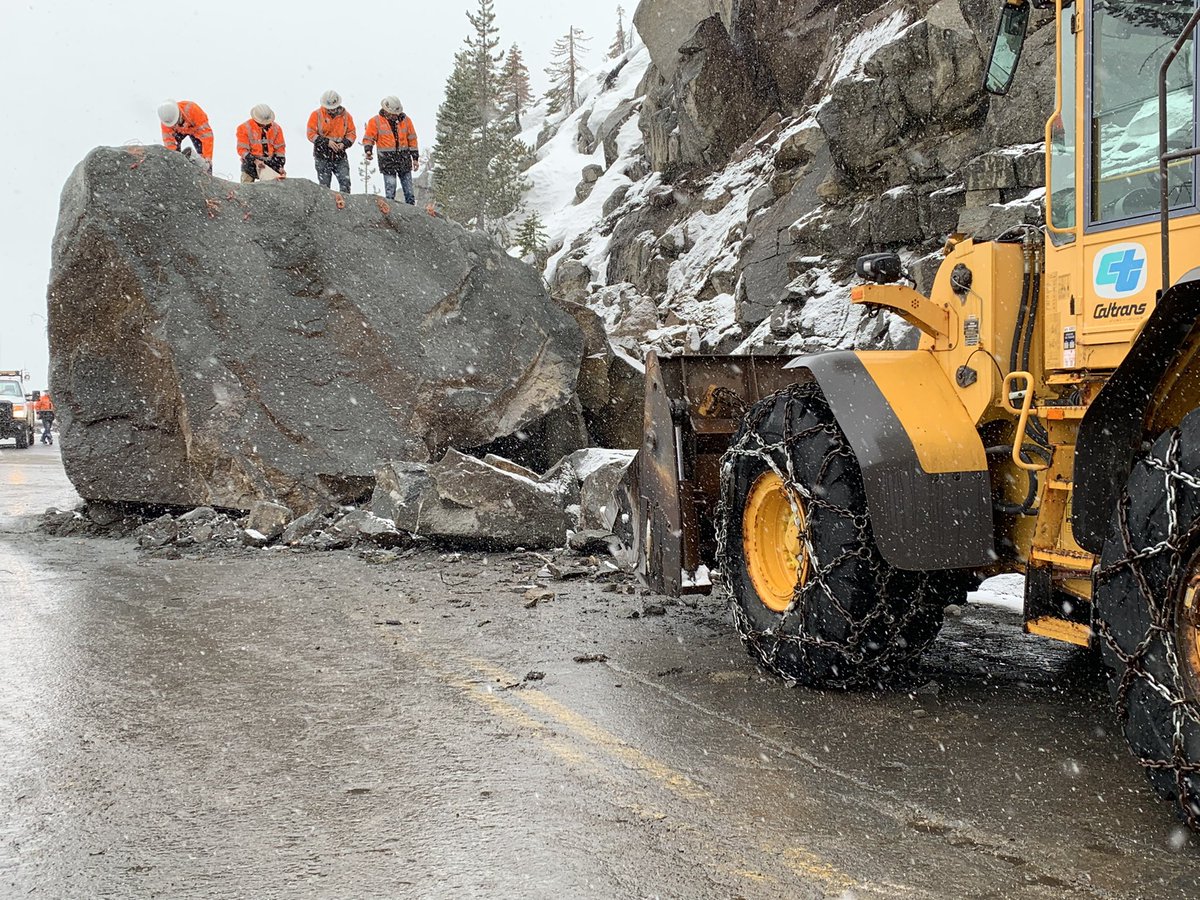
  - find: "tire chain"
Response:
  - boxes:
[714,384,944,688]
[1095,426,1200,828]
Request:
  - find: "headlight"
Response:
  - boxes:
[12,404,25,415]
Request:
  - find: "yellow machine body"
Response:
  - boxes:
[627,0,1200,650]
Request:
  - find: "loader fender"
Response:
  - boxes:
[783,349,994,570]
[1074,268,1200,554]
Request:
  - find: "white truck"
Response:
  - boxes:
[0,371,36,449]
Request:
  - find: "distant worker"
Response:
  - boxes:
[237,104,286,183]
[363,96,419,205]
[33,392,54,445]
[307,90,356,193]
[158,99,214,173]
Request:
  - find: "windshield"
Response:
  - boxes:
[0,382,22,398]
[1091,0,1197,224]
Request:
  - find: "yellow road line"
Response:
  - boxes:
[375,627,866,894]
[462,658,868,893]
[466,656,709,801]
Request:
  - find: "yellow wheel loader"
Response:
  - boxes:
[623,0,1200,828]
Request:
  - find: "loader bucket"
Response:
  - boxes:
[615,351,801,596]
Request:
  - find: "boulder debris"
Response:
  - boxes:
[48,146,584,515]
[371,449,575,550]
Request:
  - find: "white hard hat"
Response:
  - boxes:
[157,100,181,127]
[381,96,403,115]
[251,103,275,125]
[320,90,342,110]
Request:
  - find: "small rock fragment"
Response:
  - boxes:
[523,587,555,608]
[246,501,292,543]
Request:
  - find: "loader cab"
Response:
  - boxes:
[987,0,1200,370]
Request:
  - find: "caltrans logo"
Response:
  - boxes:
[1094,242,1148,299]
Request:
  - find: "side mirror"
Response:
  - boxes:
[856,253,904,284]
[985,0,1031,95]
[30,391,40,402]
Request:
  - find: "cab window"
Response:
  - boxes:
[1090,0,1196,225]
[0,382,21,398]
[1050,4,1078,234]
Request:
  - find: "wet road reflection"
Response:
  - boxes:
[2,447,1198,898]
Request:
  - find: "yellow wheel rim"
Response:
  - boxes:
[1180,573,1200,703]
[742,470,808,613]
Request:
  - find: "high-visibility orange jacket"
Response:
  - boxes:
[364,113,419,175]
[160,101,214,161]
[364,113,418,153]
[33,394,53,413]
[307,108,356,159]
[237,120,286,160]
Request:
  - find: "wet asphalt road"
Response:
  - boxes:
[1,444,1199,898]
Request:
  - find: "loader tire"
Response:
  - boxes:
[718,384,964,689]
[1095,412,1200,829]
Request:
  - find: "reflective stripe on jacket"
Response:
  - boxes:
[160,101,214,160]
[307,108,356,147]
[237,120,286,159]
[363,114,418,153]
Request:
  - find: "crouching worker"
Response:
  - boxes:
[158,99,215,173]
[237,104,286,183]
[363,96,419,205]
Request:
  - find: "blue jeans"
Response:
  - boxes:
[315,156,351,192]
[383,171,415,205]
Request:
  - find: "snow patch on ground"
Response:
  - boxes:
[970,573,1025,614]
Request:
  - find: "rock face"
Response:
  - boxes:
[49,146,584,513]
[545,0,1056,357]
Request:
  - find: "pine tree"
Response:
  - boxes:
[609,6,628,60]
[514,211,548,259]
[358,153,379,195]
[466,0,502,130]
[433,13,532,233]
[434,49,484,223]
[498,44,532,132]
[545,27,590,115]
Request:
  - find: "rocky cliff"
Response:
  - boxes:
[515,0,1054,367]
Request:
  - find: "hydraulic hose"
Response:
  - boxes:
[1020,250,1042,373]
[1009,252,1033,374]
[987,443,1052,516]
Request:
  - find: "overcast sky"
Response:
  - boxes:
[0,0,627,389]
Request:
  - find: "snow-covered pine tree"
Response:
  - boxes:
[498,44,532,132]
[514,211,548,259]
[545,26,589,115]
[609,6,628,60]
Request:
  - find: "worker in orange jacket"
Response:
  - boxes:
[363,96,419,205]
[307,90,356,193]
[33,392,54,445]
[158,99,214,173]
[237,104,286,183]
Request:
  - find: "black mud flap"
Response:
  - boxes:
[1074,269,1200,554]
[786,351,995,571]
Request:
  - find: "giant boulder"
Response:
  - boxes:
[48,146,583,512]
